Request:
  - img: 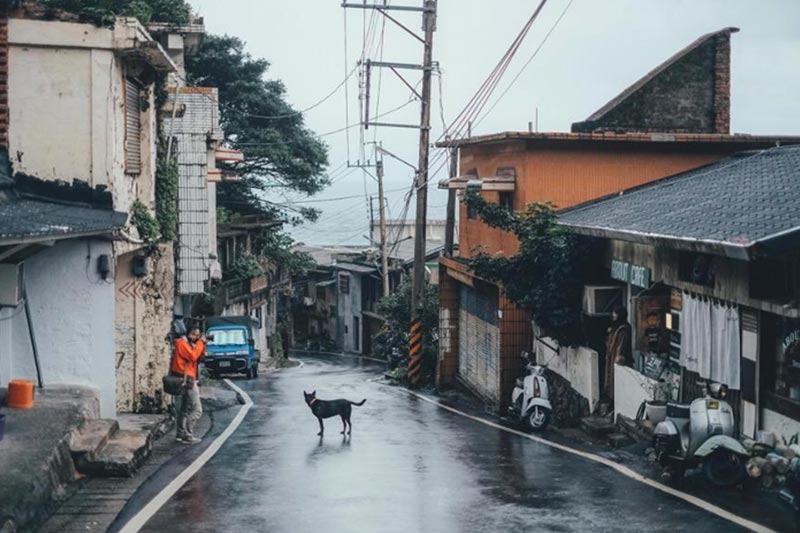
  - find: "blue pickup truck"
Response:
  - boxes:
[203,316,262,379]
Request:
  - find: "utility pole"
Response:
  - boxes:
[376,158,390,297]
[369,196,375,247]
[444,146,457,256]
[342,0,437,387]
[411,0,436,316]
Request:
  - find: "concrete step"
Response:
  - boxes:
[68,419,119,466]
[78,429,153,478]
[607,432,634,449]
[579,416,616,439]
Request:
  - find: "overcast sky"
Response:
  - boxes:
[188,0,800,246]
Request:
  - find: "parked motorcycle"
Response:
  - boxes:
[508,351,552,431]
[653,381,749,486]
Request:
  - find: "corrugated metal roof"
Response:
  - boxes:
[334,262,377,274]
[0,196,127,245]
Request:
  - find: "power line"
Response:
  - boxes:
[474,0,575,129]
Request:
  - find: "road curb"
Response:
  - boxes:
[398,386,777,533]
[116,379,254,533]
[291,349,388,365]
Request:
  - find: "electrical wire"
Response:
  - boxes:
[417,0,553,192]
[474,0,575,129]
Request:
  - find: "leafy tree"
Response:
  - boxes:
[373,281,438,384]
[252,230,315,276]
[35,0,191,24]
[463,190,586,346]
[185,35,329,220]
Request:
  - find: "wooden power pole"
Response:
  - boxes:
[342,0,438,386]
[410,0,437,317]
[377,158,390,297]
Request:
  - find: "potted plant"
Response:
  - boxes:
[644,377,677,424]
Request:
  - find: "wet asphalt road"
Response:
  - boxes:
[140,355,744,533]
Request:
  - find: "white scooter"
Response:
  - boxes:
[653,381,749,486]
[508,351,552,431]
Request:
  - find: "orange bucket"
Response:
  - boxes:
[7,379,35,409]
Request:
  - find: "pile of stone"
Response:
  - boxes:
[743,432,800,491]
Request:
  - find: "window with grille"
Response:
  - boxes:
[339,273,350,294]
[125,78,142,174]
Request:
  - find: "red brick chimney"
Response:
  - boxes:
[713,30,735,134]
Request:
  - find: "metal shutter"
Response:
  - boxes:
[125,79,142,174]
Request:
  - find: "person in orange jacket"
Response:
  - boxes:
[171,326,207,443]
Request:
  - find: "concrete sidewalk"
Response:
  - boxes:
[38,380,242,533]
[0,385,99,533]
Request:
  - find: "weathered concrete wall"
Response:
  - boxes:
[614,364,660,421]
[337,272,363,353]
[761,408,800,443]
[8,18,159,215]
[114,243,175,413]
[0,240,116,417]
[535,337,600,414]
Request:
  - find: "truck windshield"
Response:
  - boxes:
[208,329,247,345]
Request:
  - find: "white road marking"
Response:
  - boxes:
[400,388,776,533]
[118,379,254,533]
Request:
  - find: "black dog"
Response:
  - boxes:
[303,390,366,436]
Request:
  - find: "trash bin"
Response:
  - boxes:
[0,413,6,441]
[7,380,35,409]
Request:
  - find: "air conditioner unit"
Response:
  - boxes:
[0,263,24,307]
[583,285,623,317]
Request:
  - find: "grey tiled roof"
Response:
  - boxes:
[558,144,800,257]
[0,196,127,244]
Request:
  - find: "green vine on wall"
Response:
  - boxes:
[155,139,178,241]
[130,199,161,244]
[463,189,587,347]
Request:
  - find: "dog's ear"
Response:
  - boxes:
[311,390,316,396]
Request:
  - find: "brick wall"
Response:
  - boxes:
[572,29,735,134]
[713,33,732,134]
[498,294,531,409]
[436,267,460,388]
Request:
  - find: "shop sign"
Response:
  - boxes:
[782,330,800,352]
[611,259,651,288]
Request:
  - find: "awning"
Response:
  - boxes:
[215,147,245,163]
[0,197,127,246]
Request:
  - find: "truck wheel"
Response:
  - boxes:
[703,450,745,487]
[253,364,259,379]
[526,406,550,432]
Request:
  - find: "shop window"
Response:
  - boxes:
[339,273,350,295]
[678,252,716,288]
[761,313,800,418]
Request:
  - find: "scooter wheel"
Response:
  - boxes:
[703,450,745,487]
[526,406,550,432]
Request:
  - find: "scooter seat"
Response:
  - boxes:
[667,402,690,419]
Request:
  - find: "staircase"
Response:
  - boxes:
[67,415,168,477]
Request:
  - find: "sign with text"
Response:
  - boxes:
[611,260,651,288]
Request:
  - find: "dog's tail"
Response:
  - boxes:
[350,399,367,406]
